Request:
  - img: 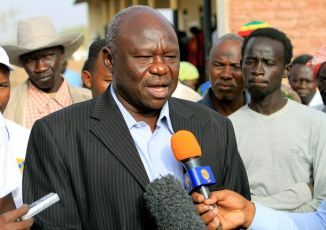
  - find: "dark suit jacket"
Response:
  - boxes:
[23,89,250,230]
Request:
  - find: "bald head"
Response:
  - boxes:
[106,5,176,57]
[103,5,180,113]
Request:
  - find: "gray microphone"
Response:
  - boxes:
[144,175,205,229]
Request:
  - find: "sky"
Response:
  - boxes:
[0,0,88,44]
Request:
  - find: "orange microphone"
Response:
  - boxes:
[171,130,216,199]
[171,130,202,161]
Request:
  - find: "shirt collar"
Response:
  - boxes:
[110,86,173,133]
[28,77,70,107]
[205,87,250,107]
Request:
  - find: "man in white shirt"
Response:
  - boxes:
[0,46,30,207]
[0,46,33,228]
[0,113,32,228]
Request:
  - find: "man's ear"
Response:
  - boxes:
[284,64,292,78]
[81,70,92,89]
[102,47,113,73]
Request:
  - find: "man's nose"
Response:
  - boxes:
[148,57,169,76]
[252,61,264,76]
[300,80,308,88]
[34,59,48,72]
[220,65,232,79]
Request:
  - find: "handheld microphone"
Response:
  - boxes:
[144,175,205,229]
[171,130,216,199]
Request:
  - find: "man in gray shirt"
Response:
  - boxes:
[229,27,326,212]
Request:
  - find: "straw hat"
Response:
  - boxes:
[2,16,84,67]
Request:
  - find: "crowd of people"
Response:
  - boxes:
[1,5,326,230]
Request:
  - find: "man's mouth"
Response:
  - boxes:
[38,76,52,82]
[248,79,268,86]
[147,84,169,99]
[296,90,309,96]
[217,83,234,90]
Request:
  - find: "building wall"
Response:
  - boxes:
[177,0,216,34]
[228,0,326,57]
[86,0,216,40]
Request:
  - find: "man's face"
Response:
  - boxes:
[108,10,180,112]
[88,50,112,97]
[209,40,244,101]
[317,62,326,104]
[0,64,10,113]
[242,37,286,99]
[21,47,64,92]
[289,64,316,105]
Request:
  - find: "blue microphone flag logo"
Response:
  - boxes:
[183,166,216,193]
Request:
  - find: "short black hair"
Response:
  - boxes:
[82,39,106,73]
[81,58,91,72]
[291,54,313,66]
[241,27,293,65]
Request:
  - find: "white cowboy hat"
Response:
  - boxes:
[2,16,84,67]
[0,47,15,71]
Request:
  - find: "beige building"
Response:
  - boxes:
[76,0,326,57]
[11,0,326,87]
[75,0,217,40]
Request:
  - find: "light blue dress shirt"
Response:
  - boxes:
[110,87,184,182]
[251,201,326,229]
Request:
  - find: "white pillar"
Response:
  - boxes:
[217,0,229,36]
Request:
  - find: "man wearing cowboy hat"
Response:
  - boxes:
[3,16,91,129]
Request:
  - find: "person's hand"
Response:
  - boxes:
[0,204,34,230]
[192,191,220,230]
[192,190,256,230]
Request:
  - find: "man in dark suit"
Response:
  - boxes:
[23,5,250,229]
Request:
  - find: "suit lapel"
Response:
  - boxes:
[169,98,198,137]
[89,89,149,189]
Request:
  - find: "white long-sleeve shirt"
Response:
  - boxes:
[0,113,20,198]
